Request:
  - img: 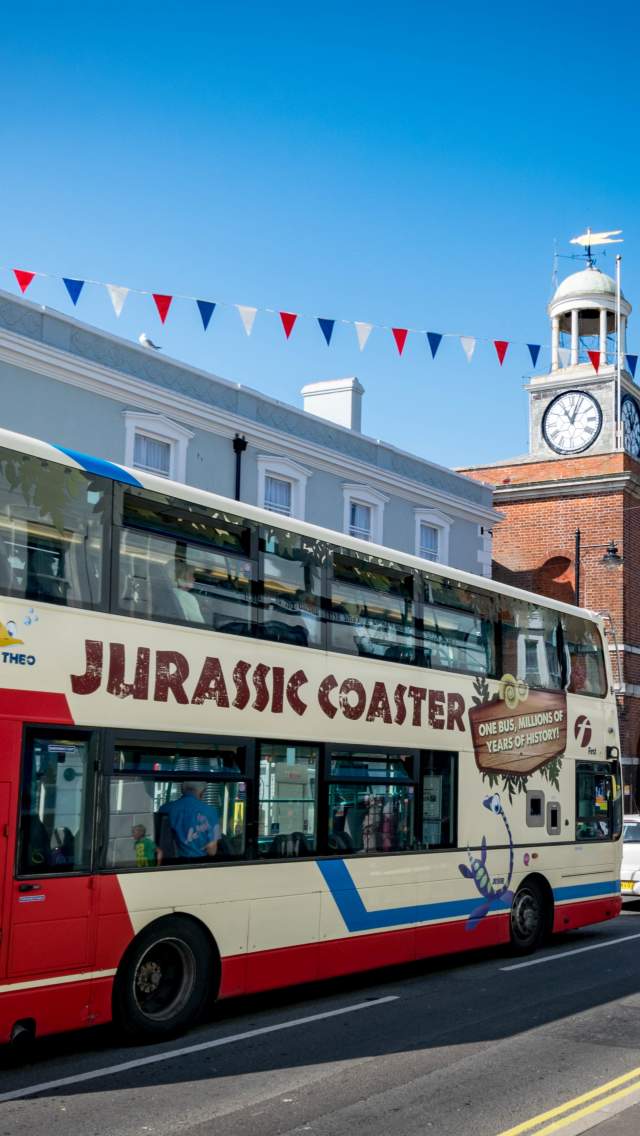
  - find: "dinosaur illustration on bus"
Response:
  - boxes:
[458,792,515,930]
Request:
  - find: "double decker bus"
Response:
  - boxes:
[0,427,622,1044]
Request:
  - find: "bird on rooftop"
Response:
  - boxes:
[138,333,161,350]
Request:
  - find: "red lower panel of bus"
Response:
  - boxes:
[0,895,619,1043]
[0,976,116,1043]
[221,893,618,998]
[220,912,511,999]
[552,894,621,933]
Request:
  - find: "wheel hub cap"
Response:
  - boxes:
[137,960,162,994]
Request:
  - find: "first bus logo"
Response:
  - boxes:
[574,715,592,747]
[0,616,36,667]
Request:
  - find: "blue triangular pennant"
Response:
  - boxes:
[197,300,216,331]
[318,317,335,346]
[627,354,638,379]
[527,343,541,367]
[426,331,443,359]
[63,277,85,306]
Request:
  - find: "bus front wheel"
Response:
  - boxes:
[114,916,216,1040]
[509,879,548,955]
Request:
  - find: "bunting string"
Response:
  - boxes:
[3,263,638,375]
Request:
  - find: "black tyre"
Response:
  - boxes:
[509,880,548,955]
[113,916,215,1040]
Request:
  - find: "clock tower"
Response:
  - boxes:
[460,243,640,813]
[530,266,638,458]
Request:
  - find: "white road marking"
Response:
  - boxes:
[0,994,399,1104]
[501,931,640,971]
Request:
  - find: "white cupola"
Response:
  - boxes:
[547,265,631,371]
[525,248,640,460]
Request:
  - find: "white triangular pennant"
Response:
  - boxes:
[558,346,571,368]
[237,305,257,336]
[460,335,476,363]
[106,284,129,318]
[354,321,373,351]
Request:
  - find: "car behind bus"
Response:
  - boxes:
[621,815,640,900]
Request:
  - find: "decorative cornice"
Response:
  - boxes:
[492,471,640,503]
[0,324,500,526]
[123,410,194,442]
[547,290,631,319]
[256,453,311,479]
[526,371,613,395]
[342,482,390,506]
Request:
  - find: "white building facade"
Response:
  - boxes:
[0,289,498,574]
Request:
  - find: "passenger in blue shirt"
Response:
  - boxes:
[160,782,221,859]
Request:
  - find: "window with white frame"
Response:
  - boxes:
[419,522,439,562]
[414,509,451,565]
[133,433,172,477]
[342,484,387,545]
[124,412,193,484]
[349,501,372,540]
[256,455,310,520]
[264,474,292,516]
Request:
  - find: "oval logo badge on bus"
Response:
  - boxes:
[574,714,593,747]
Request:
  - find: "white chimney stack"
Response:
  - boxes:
[300,377,364,432]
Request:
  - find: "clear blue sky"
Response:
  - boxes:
[2,0,640,468]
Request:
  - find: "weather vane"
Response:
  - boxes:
[570,228,623,268]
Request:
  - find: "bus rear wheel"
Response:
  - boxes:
[114,916,215,1040]
[509,880,548,955]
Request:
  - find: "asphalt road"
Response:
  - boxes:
[3,907,640,1136]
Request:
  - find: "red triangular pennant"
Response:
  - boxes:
[280,311,297,339]
[587,349,600,373]
[494,340,509,365]
[14,269,35,294]
[152,293,173,323]
[392,327,408,355]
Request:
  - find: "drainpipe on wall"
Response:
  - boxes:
[232,434,247,501]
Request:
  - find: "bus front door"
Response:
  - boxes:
[7,731,96,982]
[0,783,10,977]
[8,874,94,979]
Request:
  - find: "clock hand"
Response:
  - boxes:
[569,399,581,425]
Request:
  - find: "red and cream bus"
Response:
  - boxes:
[0,427,622,1044]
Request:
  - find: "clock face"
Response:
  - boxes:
[622,395,640,458]
[542,390,603,455]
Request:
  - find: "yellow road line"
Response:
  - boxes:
[528,1080,640,1136]
[495,1065,640,1135]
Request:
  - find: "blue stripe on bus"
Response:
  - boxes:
[554,880,619,902]
[317,858,509,932]
[51,444,143,486]
[317,859,618,934]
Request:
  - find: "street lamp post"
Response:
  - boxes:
[574,528,623,607]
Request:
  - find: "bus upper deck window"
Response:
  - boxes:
[118,489,256,634]
[328,553,418,664]
[423,576,495,677]
[0,448,107,609]
[259,528,324,649]
[562,615,607,698]
[499,600,563,692]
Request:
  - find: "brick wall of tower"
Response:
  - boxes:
[460,452,640,811]
[485,491,623,629]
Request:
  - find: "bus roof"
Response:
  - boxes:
[0,423,603,626]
